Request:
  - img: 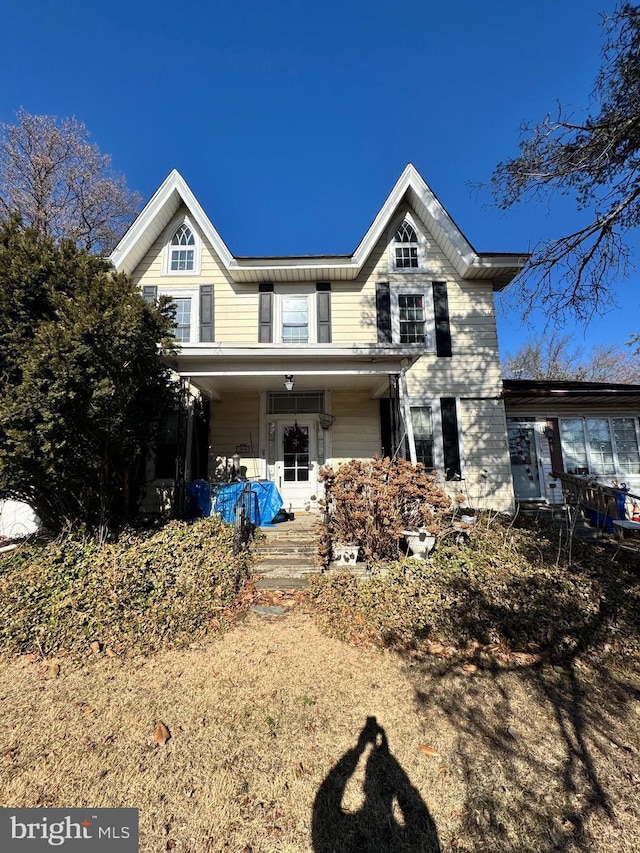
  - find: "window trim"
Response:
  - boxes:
[388,212,428,273]
[157,286,200,344]
[273,290,317,344]
[409,405,435,469]
[389,282,435,350]
[162,215,201,276]
[402,398,444,474]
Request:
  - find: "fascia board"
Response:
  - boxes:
[352,164,525,282]
[175,343,419,360]
[112,164,528,285]
[109,170,181,272]
[352,164,478,268]
[110,169,234,274]
[351,164,417,266]
[227,257,360,278]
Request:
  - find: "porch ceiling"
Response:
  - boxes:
[170,343,414,399]
[188,371,394,397]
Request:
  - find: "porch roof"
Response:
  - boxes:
[503,379,640,410]
[169,344,415,399]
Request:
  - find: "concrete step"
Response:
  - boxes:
[254,545,317,558]
[255,575,317,590]
[255,555,317,573]
[257,530,318,542]
[251,514,321,586]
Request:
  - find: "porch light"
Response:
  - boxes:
[284,374,294,391]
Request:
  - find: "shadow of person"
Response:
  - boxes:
[312,717,441,852]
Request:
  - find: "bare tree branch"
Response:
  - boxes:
[503,331,640,382]
[489,4,640,325]
[0,109,141,253]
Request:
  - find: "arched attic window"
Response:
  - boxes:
[394,219,419,268]
[170,223,196,271]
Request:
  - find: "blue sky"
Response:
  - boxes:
[1,0,637,357]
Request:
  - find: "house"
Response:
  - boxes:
[109,164,528,515]
[503,379,640,504]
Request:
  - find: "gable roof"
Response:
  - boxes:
[110,164,528,288]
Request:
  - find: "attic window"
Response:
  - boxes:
[394,220,418,268]
[170,224,195,271]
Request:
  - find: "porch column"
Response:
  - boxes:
[399,361,417,465]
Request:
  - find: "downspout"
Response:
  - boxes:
[399,357,417,465]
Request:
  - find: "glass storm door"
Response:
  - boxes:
[508,423,543,500]
[276,419,316,507]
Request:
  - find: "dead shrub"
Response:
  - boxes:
[318,456,451,565]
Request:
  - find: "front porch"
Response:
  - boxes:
[174,346,414,511]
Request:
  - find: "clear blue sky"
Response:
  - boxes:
[1,0,637,357]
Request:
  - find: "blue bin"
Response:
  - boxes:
[585,508,614,533]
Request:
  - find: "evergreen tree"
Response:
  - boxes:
[0,220,178,536]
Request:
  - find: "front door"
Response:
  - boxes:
[508,422,543,501]
[276,419,317,508]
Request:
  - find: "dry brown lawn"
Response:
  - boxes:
[1,593,639,852]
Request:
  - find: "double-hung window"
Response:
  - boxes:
[410,406,434,468]
[560,416,640,476]
[172,296,192,342]
[390,283,432,348]
[281,296,309,344]
[156,287,199,344]
[398,294,426,343]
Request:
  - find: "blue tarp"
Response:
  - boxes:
[211,481,283,526]
[186,480,212,517]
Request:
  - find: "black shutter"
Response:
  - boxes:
[441,397,461,480]
[432,281,452,357]
[142,285,158,304]
[376,282,392,343]
[258,283,273,343]
[199,284,214,342]
[316,282,332,343]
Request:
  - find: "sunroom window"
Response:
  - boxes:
[170,224,195,271]
[559,416,640,476]
[394,220,419,268]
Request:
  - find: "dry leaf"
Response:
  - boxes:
[153,722,171,746]
[2,744,18,762]
[419,744,441,758]
[105,648,117,658]
[90,641,101,654]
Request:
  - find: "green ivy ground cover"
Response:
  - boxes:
[0,516,251,657]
